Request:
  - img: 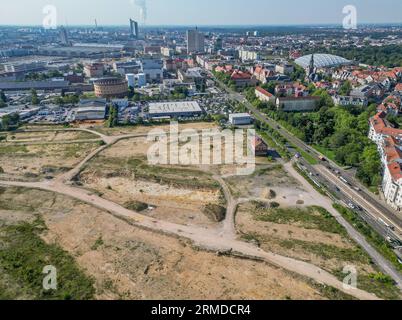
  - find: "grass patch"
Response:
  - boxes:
[313,145,337,163]
[252,164,284,177]
[0,217,95,300]
[124,200,149,212]
[0,144,29,155]
[295,147,318,165]
[91,236,104,251]
[202,203,226,222]
[252,205,348,236]
[278,238,370,264]
[310,282,356,300]
[333,269,400,300]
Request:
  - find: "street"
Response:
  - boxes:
[212,75,402,243]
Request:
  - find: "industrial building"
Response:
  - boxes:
[74,98,107,121]
[94,77,128,98]
[140,59,163,83]
[74,106,106,121]
[148,101,204,119]
[229,113,252,126]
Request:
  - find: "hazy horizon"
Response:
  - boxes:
[0,0,401,27]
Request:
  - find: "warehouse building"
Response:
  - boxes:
[74,106,106,121]
[74,98,107,121]
[148,101,204,119]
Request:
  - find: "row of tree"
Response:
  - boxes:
[245,87,382,188]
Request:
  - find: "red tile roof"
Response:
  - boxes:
[255,86,273,97]
[231,70,252,80]
[371,113,402,181]
[370,113,402,137]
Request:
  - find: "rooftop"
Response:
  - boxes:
[295,54,351,69]
[148,101,203,114]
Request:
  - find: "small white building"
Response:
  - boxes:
[148,101,204,119]
[229,113,252,126]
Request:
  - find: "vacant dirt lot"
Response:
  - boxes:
[236,202,401,300]
[78,152,224,228]
[0,142,100,181]
[82,122,219,137]
[224,164,301,198]
[4,130,98,143]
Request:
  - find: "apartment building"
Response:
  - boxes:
[369,111,402,210]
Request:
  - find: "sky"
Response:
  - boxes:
[0,0,401,26]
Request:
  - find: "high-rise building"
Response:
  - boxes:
[130,19,139,39]
[59,27,71,46]
[187,28,205,54]
[214,37,223,52]
[125,74,135,88]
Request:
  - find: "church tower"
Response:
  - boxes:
[308,54,315,77]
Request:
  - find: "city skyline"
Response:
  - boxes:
[1,0,402,26]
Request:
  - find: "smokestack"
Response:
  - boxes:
[131,0,147,24]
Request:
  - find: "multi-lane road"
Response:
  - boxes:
[212,75,402,245]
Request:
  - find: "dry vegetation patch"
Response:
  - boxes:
[236,201,401,300]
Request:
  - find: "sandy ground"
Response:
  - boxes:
[5,131,98,143]
[0,142,99,180]
[81,175,222,228]
[42,201,326,300]
[235,202,374,274]
[0,187,326,300]
[1,123,395,300]
[83,122,219,137]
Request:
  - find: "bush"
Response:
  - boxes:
[0,218,95,300]
[270,202,280,209]
[203,204,226,222]
[124,200,149,212]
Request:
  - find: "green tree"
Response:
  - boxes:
[0,90,7,103]
[0,113,20,131]
[339,81,352,96]
[31,89,39,105]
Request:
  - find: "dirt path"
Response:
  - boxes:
[0,177,380,300]
[0,127,387,300]
[285,162,402,291]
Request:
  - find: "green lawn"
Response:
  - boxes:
[313,145,337,163]
[0,217,95,300]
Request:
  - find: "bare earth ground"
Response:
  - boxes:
[5,130,98,143]
[0,141,100,181]
[0,123,400,300]
[0,187,328,300]
[79,122,219,137]
[78,136,224,228]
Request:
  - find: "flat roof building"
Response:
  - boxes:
[148,101,204,119]
[74,106,106,121]
[229,113,252,126]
